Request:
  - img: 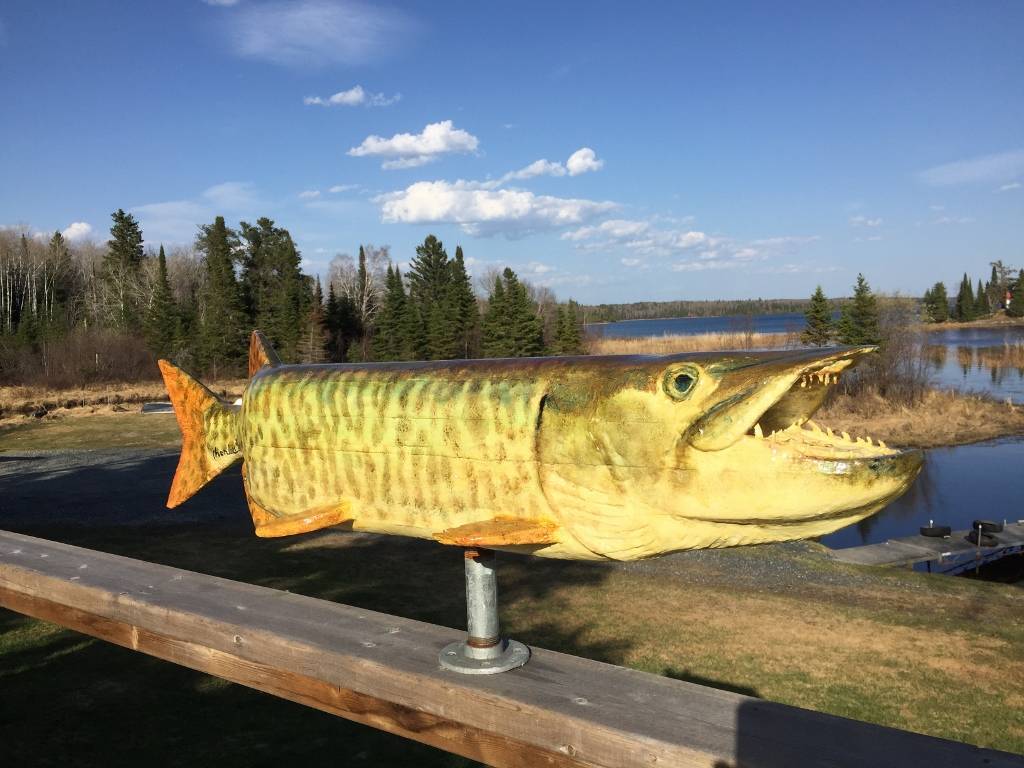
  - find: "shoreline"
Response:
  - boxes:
[2,384,1022,453]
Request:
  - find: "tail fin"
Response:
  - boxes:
[158,360,242,508]
[248,330,282,379]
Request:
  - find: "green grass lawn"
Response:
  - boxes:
[0,413,182,451]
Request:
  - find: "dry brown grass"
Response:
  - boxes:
[504,564,1024,749]
[818,388,1024,448]
[588,330,796,355]
[0,379,247,422]
[975,341,1024,368]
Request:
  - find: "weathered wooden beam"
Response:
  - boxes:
[0,530,1019,768]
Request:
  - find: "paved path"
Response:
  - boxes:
[0,449,248,530]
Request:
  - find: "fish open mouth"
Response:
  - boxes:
[744,419,896,460]
[689,346,909,461]
[743,355,898,461]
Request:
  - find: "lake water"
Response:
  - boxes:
[586,313,807,338]
[587,314,1024,548]
[820,437,1024,548]
[587,314,1024,403]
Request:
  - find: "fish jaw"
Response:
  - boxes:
[663,345,923,549]
[687,345,875,451]
[665,437,924,547]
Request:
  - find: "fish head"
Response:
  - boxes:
[538,347,923,558]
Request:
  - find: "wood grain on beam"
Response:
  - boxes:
[0,531,1019,768]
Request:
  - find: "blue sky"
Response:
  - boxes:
[1,1,1021,302]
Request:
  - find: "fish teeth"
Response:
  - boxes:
[879,439,888,450]
[806,419,822,433]
[754,423,764,439]
[841,431,851,442]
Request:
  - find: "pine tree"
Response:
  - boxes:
[406,235,455,359]
[296,277,329,363]
[103,209,145,329]
[1008,270,1024,318]
[498,268,544,356]
[801,286,833,346]
[554,300,584,354]
[47,230,75,332]
[372,265,409,361]
[923,281,948,322]
[975,278,990,317]
[105,209,145,273]
[837,274,881,345]
[990,264,1001,309]
[449,246,479,358]
[239,217,306,360]
[196,216,247,375]
[481,274,513,357]
[143,245,177,358]
[325,280,359,362]
[954,273,975,322]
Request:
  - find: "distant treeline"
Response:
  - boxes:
[0,212,584,388]
[920,262,1023,323]
[581,298,823,323]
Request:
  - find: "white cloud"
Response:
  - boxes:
[202,181,259,209]
[998,181,1021,192]
[227,0,412,67]
[376,179,616,237]
[919,149,1024,187]
[328,184,358,193]
[382,156,436,170]
[566,147,604,176]
[298,189,321,199]
[348,120,479,169]
[61,222,93,241]
[568,216,819,274]
[132,181,260,244]
[304,84,400,107]
[932,215,975,225]
[503,159,567,181]
[563,219,649,241]
[848,215,882,227]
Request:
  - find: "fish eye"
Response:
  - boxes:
[664,366,700,399]
[674,373,695,394]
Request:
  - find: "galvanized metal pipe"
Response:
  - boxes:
[463,549,502,659]
[439,548,530,673]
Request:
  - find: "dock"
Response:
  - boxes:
[830,521,1024,575]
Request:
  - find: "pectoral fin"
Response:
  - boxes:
[434,518,558,547]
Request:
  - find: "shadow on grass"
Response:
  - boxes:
[0,451,625,767]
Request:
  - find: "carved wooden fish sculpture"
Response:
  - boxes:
[158,331,922,561]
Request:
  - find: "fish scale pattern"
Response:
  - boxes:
[240,366,553,537]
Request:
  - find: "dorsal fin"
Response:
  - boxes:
[248,330,282,378]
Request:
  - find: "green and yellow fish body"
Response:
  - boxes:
[159,331,922,561]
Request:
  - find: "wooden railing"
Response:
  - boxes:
[0,530,1020,768]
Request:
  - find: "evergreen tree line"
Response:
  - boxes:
[0,214,586,385]
[921,261,1024,322]
[583,297,821,323]
[801,274,882,347]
